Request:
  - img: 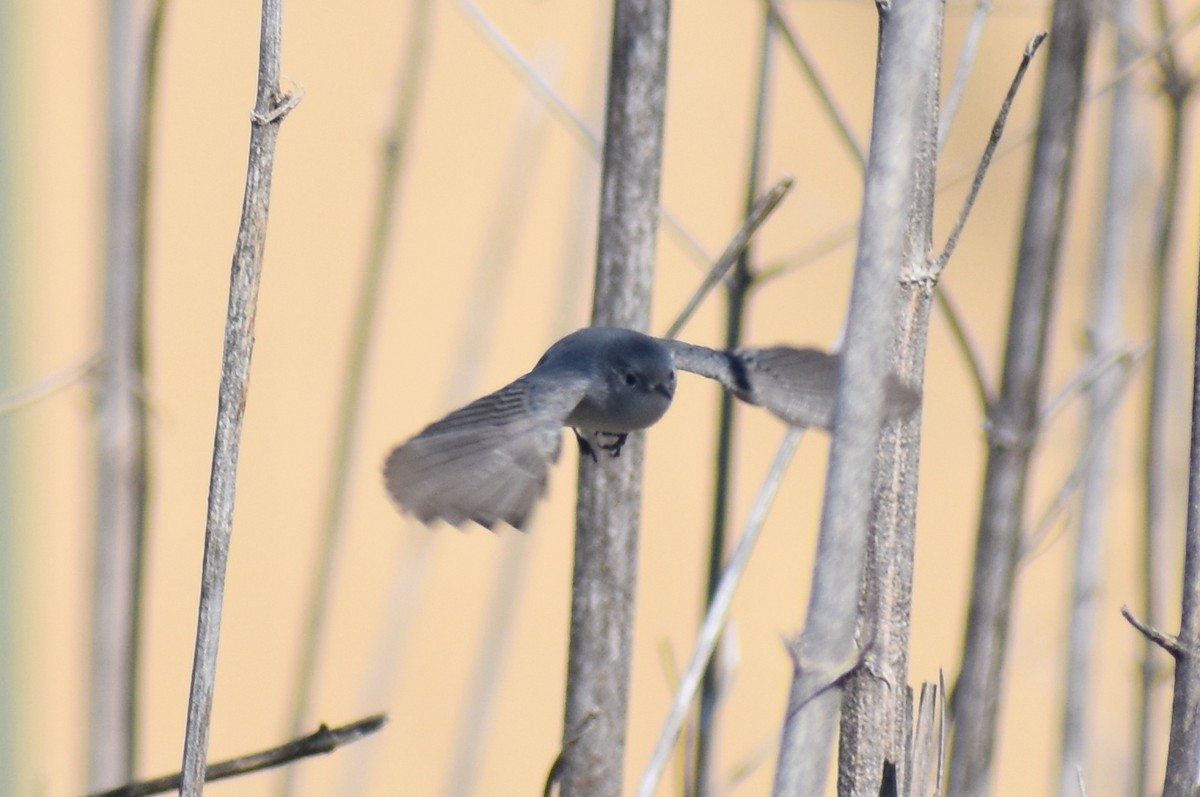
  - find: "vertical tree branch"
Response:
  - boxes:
[771,0,939,792]
[91,0,148,787]
[178,2,296,794]
[1058,0,1135,792]
[948,1,1094,795]
[1156,48,1198,797]
[1162,228,1200,797]
[559,0,670,794]
[836,0,944,793]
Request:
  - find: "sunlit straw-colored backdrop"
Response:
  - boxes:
[9,0,1200,795]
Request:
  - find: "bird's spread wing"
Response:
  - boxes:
[383,373,591,530]
[662,340,746,392]
[733,346,842,429]
[666,340,840,428]
[668,341,916,430]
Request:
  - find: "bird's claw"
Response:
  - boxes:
[573,430,628,460]
[574,431,599,463]
[595,432,627,457]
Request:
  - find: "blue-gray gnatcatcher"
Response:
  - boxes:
[384,326,916,530]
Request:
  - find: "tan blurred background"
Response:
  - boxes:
[8,0,1200,795]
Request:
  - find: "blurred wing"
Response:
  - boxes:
[667,340,842,428]
[735,347,920,429]
[734,347,842,429]
[383,373,590,531]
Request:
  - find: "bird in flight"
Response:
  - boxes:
[383,326,915,531]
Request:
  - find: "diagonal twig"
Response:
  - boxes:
[636,429,804,797]
[88,715,386,797]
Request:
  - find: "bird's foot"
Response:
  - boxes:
[574,430,628,460]
[595,432,627,457]
[574,431,599,463]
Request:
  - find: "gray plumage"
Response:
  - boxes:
[384,326,916,531]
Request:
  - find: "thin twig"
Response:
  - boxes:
[1021,349,1143,560]
[452,0,712,269]
[937,0,992,150]
[178,2,296,794]
[88,716,386,797]
[0,353,104,414]
[754,222,856,285]
[910,683,940,797]
[1080,3,1150,792]
[1038,345,1144,430]
[765,0,865,170]
[693,21,776,794]
[935,32,1047,276]
[636,429,804,797]
[935,285,993,408]
[663,176,794,340]
[437,77,559,797]
[1122,606,1193,660]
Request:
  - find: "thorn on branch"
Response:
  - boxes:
[1122,605,1196,660]
[543,712,598,797]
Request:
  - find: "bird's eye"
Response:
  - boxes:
[624,372,638,386]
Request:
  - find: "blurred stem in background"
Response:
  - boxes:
[949,0,1094,794]
[693,10,771,797]
[91,0,159,787]
[438,64,557,797]
[1058,0,1135,792]
[0,0,16,793]
[278,2,434,795]
[1147,7,1196,792]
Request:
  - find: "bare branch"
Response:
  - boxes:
[452,0,711,268]
[663,175,794,340]
[935,32,1046,277]
[772,0,942,791]
[88,716,386,797]
[764,0,865,170]
[949,2,1095,794]
[0,353,103,414]
[1022,349,1142,561]
[558,1,670,793]
[934,286,993,408]
[178,2,296,794]
[938,0,992,150]
[1122,607,1194,660]
[1161,152,1200,797]
[837,0,943,785]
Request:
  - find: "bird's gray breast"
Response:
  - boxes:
[565,381,673,432]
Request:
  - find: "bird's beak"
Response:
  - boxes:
[655,382,675,400]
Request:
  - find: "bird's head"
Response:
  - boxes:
[597,337,676,430]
